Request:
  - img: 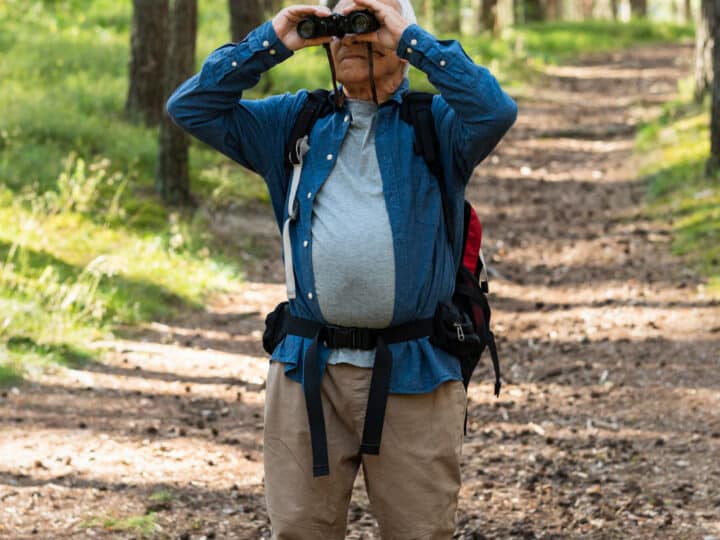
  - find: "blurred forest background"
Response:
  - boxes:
[0,0,712,385]
[1,0,720,538]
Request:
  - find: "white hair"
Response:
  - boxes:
[396,0,417,77]
[324,0,417,77]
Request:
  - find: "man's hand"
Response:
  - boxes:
[342,0,410,51]
[272,5,333,51]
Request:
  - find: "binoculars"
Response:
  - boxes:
[297,10,380,39]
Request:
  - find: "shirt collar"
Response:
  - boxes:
[328,78,411,110]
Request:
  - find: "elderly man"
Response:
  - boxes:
[166,0,517,537]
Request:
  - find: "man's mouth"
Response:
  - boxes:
[341,51,386,61]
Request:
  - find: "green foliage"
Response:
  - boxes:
[0,0,698,386]
[637,85,720,294]
[514,19,694,63]
[83,512,162,538]
[0,0,248,386]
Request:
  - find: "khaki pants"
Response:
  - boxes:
[263,360,467,540]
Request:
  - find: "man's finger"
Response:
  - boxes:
[302,36,333,48]
[353,0,389,15]
[285,5,331,18]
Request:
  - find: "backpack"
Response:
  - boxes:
[282,89,502,429]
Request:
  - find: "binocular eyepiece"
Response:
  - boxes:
[297,10,380,40]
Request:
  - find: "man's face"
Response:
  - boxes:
[329,0,405,89]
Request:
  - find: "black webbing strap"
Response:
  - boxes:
[285,89,332,169]
[400,92,454,245]
[286,314,435,477]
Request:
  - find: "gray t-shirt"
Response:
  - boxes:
[311,99,396,368]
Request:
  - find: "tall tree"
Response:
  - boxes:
[525,0,544,21]
[424,0,435,31]
[544,0,561,20]
[158,0,198,205]
[610,0,619,20]
[229,0,262,43]
[125,0,169,126]
[685,0,694,22]
[480,0,499,31]
[697,0,716,102]
[629,0,648,17]
[708,0,720,174]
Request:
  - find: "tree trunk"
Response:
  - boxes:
[158,0,198,206]
[446,0,462,32]
[424,0,435,31]
[580,0,595,19]
[685,0,694,22]
[544,0,561,20]
[697,0,716,102]
[125,0,169,126]
[525,0,544,21]
[630,0,647,17]
[481,0,499,31]
[229,0,261,43]
[610,0,619,20]
[708,0,720,174]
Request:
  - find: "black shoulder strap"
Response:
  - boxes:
[286,89,333,168]
[400,92,454,245]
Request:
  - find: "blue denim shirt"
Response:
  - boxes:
[166,21,518,394]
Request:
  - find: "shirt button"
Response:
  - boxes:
[410,38,418,46]
[344,115,350,123]
[307,191,312,199]
[269,49,276,55]
[326,154,333,161]
[262,40,270,47]
[406,47,413,54]
[303,240,309,248]
[440,59,447,67]
[231,60,238,68]
[308,292,314,300]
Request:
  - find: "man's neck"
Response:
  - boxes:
[342,82,394,105]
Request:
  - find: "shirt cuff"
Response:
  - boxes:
[246,20,294,65]
[396,24,448,71]
[211,20,294,82]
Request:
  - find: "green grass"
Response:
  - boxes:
[0,0,696,386]
[83,512,162,538]
[637,81,720,294]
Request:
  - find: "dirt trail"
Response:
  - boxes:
[2,42,719,539]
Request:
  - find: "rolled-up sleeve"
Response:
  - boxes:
[397,24,518,184]
[165,21,303,180]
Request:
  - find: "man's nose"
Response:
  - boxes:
[340,33,362,45]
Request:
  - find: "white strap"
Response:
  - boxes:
[283,219,296,299]
[479,248,489,285]
[282,136,310,300]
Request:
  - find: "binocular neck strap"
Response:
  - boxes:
[367,43,378,105]
[323,43,344,109]
[322,42,379,108]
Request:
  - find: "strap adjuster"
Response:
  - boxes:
[323,326,375,350]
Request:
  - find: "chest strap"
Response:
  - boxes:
[286,314,435,477]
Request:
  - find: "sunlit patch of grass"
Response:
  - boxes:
[0,355,24,387]
[637,84,720,295]
[83,512,162,538]
[149,490,174,503]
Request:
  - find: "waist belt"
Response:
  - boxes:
[286,314,435,477]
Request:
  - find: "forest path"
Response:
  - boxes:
[2,42,719,539]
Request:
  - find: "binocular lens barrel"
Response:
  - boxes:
[297,19,316,40]
[296,11,379,40]
[350,13,371,33]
